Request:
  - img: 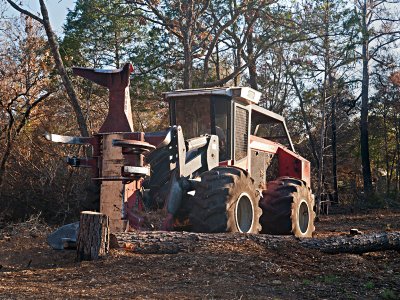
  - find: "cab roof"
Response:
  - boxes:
[163,87,261,105]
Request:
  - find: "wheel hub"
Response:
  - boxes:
[299,200,309,234]
[235,193,254,233]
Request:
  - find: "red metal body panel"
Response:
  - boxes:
[219,160,233,166]
[125,185,145,230]
[144,132,168,148]
[278,148,311,187]
[113,131,169,148]
[73,64,134,133]
[249,135,311,187]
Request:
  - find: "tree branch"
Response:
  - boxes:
[5,0,44,25]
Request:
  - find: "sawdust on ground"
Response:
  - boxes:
[0,209,399,299]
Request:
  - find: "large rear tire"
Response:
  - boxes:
[259,177,315,238]
[146,147,172,209]
[190,167,261,233]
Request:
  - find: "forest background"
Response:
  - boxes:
[1,0,400,224]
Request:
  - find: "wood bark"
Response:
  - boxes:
[76,211,110,261]
[300,231,400,254]
[113,231,400,255]
[316,3,331,214]
[330,76,338,203]
[360,0,373,194]
[182,0,193,89]
[396,118,400,193]
[246,25,258,90]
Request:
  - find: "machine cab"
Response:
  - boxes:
[164,87,294,164]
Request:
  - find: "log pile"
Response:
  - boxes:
[113,231,400,255]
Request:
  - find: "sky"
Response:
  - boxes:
[4,0,75,35]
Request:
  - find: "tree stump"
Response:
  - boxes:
[76,211,110,261]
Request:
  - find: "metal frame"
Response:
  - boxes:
[250,104,295,152]
[210,95,231,162]
[164,87,262,105]
[232,101,250,166]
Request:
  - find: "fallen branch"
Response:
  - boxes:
[113,231,400,255]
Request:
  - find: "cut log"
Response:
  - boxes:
[113,231,400,255]
[76,211,110,261]
[300,232,400,254]
[114,231,295,254]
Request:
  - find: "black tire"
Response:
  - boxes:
[259,177,315,238]
[147,147,172,190]
[82,182,100,211]
[190,167,261,233]
[173,193,194,231]
[146,147,173,208]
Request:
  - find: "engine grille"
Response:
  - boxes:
[234,106,249,161]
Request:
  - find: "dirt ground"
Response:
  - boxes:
[0,209,399,300]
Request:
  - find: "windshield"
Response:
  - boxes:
[254,122,292,149]
[171,95,230,161]
[174,96,211,139]
[251,110,293,150]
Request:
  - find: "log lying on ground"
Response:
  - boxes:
[113,231,400,255]
[76,211,110,261]
[114,231,294,254]
[300,232,400,254]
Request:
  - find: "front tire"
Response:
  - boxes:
[259,177,315,238]
[190,167,261,233]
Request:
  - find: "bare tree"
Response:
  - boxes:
[127,0,270,88]
[6,0,89,137]
[355,0,400,195]
[0,16,54,187]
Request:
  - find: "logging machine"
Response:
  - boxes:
[45,63,315,237]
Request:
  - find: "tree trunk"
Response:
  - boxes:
[233,48,241,86]
[383,106,390,194]
[76,211,110,261]
[0,123,13,188]
[317,84,327,214]
[182,0,194,89]
[215,42,221,84]
[246,27,258,90]
[38,0,89,137]
[396,117,400,193]
[114,31,120,69]
[183,41,193,89]
[287,69,319,169]
[360,0,373,194]
[330,75,338,203]
[317,2,330,213]
[113,231,400,255]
